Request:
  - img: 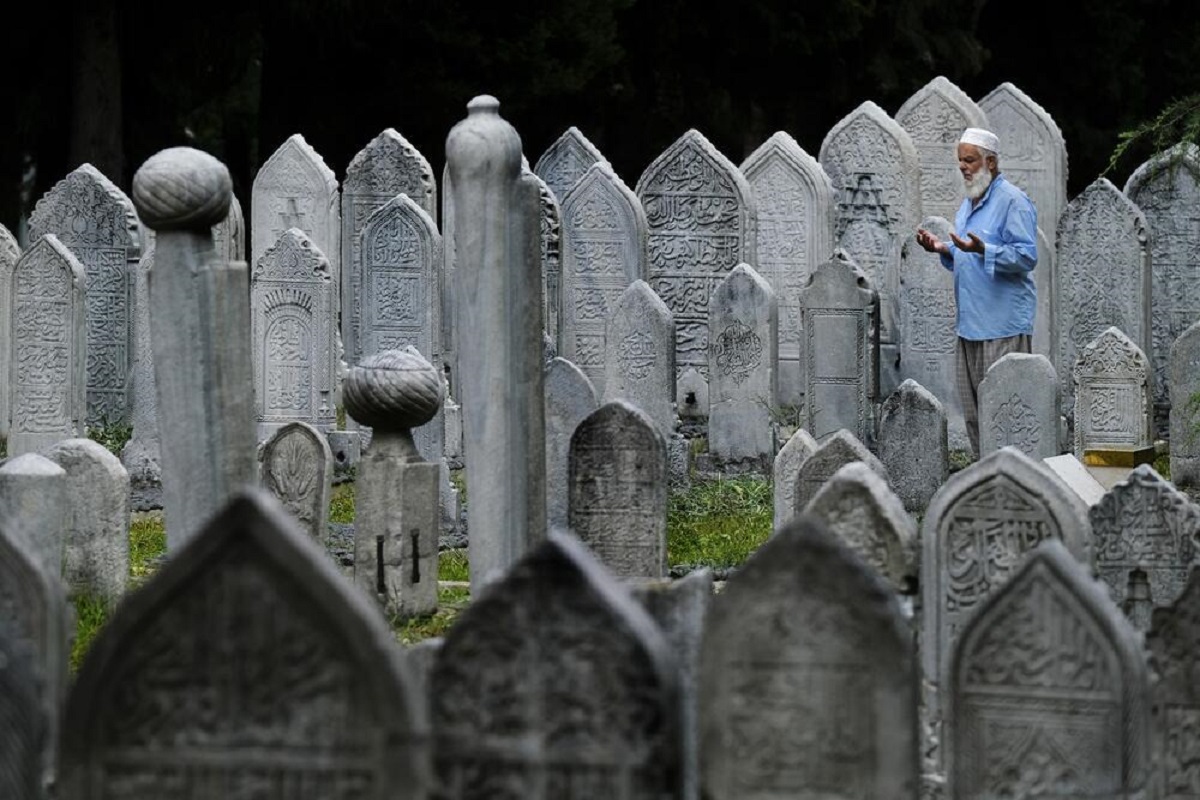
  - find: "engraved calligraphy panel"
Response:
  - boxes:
[534,127,609,210]
[1072,326,1152,455]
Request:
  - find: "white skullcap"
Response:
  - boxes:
[960,127,1000,155]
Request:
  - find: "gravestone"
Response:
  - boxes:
[1056,178,1151,413]
[7,235,87,457]
[819,101,922,393]
[534,126,609,210]
[0,454,67,579]
[1089,464,1200,630]
[528,165,563,345]
[701,514,917,800]
[252,228,338,439]
[122,236,160,509]
[1124,143,1200,432]
[1170,320,1200,486]
[740,132,836,405]
[544,357,598,533]
[947,541,1147,800]
[59,490,428,798]
[1032,226,1055,358]
[793,428,887,515]
[258,421,333,544]
[677,367,709,419]
[605,279,676,438]
[569,400,668,578]
[979,352,1060,459]
[978,82,1069,243]
[896,76,989,222]
[1073,326,1153,457]
[772,427,818,531]
[42,438,130,603]
[799,251,879,444]
[804,461,917,595]
[559,162,648,394]
[900,215,966,448]
[0,621,42,800]
[0,223,19,439]
[636,129,756,407]
[28,163,140,426]
[212,192,245,263]
[431,532,679,800]
[878,379,947,513]
[1146,567,1200,799]
[708,263,777,462]
[441,162,458,381]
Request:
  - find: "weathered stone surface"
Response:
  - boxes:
[793,428,887,515]
[740,132,835,405]
[121,236,161,506]
[605,279,676,438]
[212,192,245,263]
[1170,320,1200,486]
[544,357,598,533]
[799,251,879,444]
[534,126,609,210]
[896,76,989,222]
[636,129,756,405]
[42,438,130,603]
[258,421,333,544]
[0,223,20,439]
[1042,453,1108,507]
[60,490,428,798]
[0,620,42,799]
[528,165,563,346]
[772,427,818,531]
[29,163,140,426]
[432,532,679,800]
[1146,566,1200,799]
[1056,178,1151,413]
[878,379,948,513]
[900,215,965,448]
[701,514,917,800]
[0,453,67,579]
[708,263,777,461]
[569,400,667,578]
[677,367,709,420]
[947,541,1147,800]
[1032,226,1055,359]
[979,352,1060,459]
[7,235,87,457]
[1089,464,1200,630]
[1073,326,1153,456]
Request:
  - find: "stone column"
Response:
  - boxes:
[131,147,255,550]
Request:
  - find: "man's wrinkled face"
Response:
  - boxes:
[958,143,993,200]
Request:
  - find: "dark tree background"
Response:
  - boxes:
[2,0,1198,235]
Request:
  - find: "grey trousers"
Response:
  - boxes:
[957,333,1033,456]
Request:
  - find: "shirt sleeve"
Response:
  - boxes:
[939,242,957,271]
[983,196,1038,277]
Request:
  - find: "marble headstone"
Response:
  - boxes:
[528,165,563,345]
[1032,226,1056,359]
[258,421,333,544]
[604,279,676,438]
[544,357,598,533]
[1072,326,1153,457]
[534,126,609,210]
[121,236,161,507]
[0,224,20,438]
[978,352,1060,459]
[772,426,818,531]
[1145,567,1200,799]
[793,428,887,515]
[1170,320,1200,486]
[878,379,948,513]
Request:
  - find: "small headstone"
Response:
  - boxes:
[1170,320,1200,486]
[570,400,668,577]
[0,453,67,577]
[1145,567,1200,798]
[258,421,333,544]
[1073,326,1153,457]
[772,427,818,531]
[793,428,887,515]
[544,357,598,532]
[707,263,777,462]
[7,235,87,457]
[701,514,917,799]
[432,532,679,800]
[878,379,948,513]
[0,621,42,800]
[740,132,836,405]
[947,541,1147,800]
[0,223,20,439]
[559,162,648,393]
[1042,453,1108,507]
[799,251,879,444]
[604,279,676,438]
[42,438,130,603]
[979,352,1060,459]
[534,126,609,209]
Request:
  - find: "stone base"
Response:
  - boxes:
[1083,445,1157,468]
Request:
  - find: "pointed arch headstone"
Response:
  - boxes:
[534,126,609,206]
[878,379,948,512]
[1146,566,1200,799]
[793,428,887,515]
[544,357,598,533]
[604,279,676,439]
[0,223,20,439]
[772,427,818,531]
[979,352,1060,459]
[259,420,333,544]
[1072,326,1153,456]
[251,134,340,282]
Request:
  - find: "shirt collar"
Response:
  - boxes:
[973,172,1005,209]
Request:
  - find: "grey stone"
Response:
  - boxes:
[772,427,818,530]
[212,191,245,263]
[896,76,989,222]
[0,453,67,578]
[258,421,333,544]
[636,129,756,405]
[1073,326,1153,456]
[946,541,1147,800]
[793,428,887,515]
[121,237,161,507]
[1032,226,1055,360]
[979,352,1060,459]
[441,162,458,384]
[605,279,676,439]
[900,215,966,449]
[799,251,880,444]
[534,126,609,206]
[0,620,43,800]
[403,637,443,728]
[677,367,709,420]
[1170,319,1200,486]
[528,165,563,348]
[7,235,87,457]
[1145,564,1200,797]
[544,357,598,533]
[878,379,948,513]
[701,514,917,800]
[59,489,428,798]
[740,132,836,406]
[708,263,777,461]
[447,96,547,592]
[132,147,256,551]
[431,532,679,799]
[1042,453,1108,507]
[559,162,648,394]
[1089,464,1200,630]
[28,163,141,427]
[327,429,361,475]
[1056,179,1151,413]
[569,400,668,578]
[0,223,20,440]
[42,438,130,603]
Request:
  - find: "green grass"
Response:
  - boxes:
[329,482,356,524]
[69,594,111,673]
[667,475,772,568]
[394,585,470,644]
[87,422,133,457]
[439,548,469,582]
[1154,451,1171,479]
[129,512,167,584]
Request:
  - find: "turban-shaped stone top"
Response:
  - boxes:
[132,147,232,231]
[343,349,443,431]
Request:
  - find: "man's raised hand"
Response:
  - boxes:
[950,231,985,254]
[915,228,948,255]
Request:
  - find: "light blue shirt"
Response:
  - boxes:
[938,173,1038,341]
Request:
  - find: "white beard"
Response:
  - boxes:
[964,167,993,200]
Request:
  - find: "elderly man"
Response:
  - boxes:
[915,127,1038,457]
